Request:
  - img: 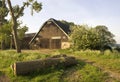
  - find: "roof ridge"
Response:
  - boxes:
[48,18,56,21]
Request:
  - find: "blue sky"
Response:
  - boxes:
[11,0,120,43]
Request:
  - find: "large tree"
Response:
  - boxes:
[95,25,116,50]
[6,0,42,53]
[70,25,99,50]
[70,25,116,50]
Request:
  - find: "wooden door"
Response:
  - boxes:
[40,39,49,48]
[51,39,61,49]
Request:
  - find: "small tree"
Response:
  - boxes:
[6,0,42,53]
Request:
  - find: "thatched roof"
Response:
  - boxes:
[29,18,71,44]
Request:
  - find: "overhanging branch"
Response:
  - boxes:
[15,3,26,19]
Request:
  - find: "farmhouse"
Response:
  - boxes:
[29,18,71,49]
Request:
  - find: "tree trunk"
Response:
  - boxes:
[12,21,21,53]
[7,0,21,53]
[11,56,77,75]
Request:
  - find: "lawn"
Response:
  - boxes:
[0,49,120,82]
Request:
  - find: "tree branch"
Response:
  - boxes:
[15,3,26,19]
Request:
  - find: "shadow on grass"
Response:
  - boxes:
[59,59,86,82]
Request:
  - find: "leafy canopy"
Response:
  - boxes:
[70,25,116,50]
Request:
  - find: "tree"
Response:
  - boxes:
[0,0,9,49]
[0,22,11,49]
[0,21,28,49]
[70,25,98,50]
[6,0,42,53]
[95,25,116,51]
[70,25,116,51]
[0,0,8,24]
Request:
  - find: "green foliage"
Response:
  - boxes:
[12,5,24,17]
[32,1,42,13]
[70,25,116,50]
[95,25,116,46]
[0,0,1,6]
[29,0,34,2]
[0,0,8,17]
[5,0,42,52]
[0,21,28,49]
[0,23,11,34]
[11,0,42,18]
[17,25,28,40]
[0,22,12,48]
[0,7,8,17]
[70,25,99,50]
[26,0,42,15]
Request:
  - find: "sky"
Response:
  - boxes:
[10,0,120,43]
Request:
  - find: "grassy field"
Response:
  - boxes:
[0,49,120,82]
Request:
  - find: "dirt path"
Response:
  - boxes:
[0,75,10,82]
[78,58,120,81]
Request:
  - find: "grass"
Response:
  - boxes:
[0,49,120,82]
[71,50,120,73]
[61,61,111,82]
